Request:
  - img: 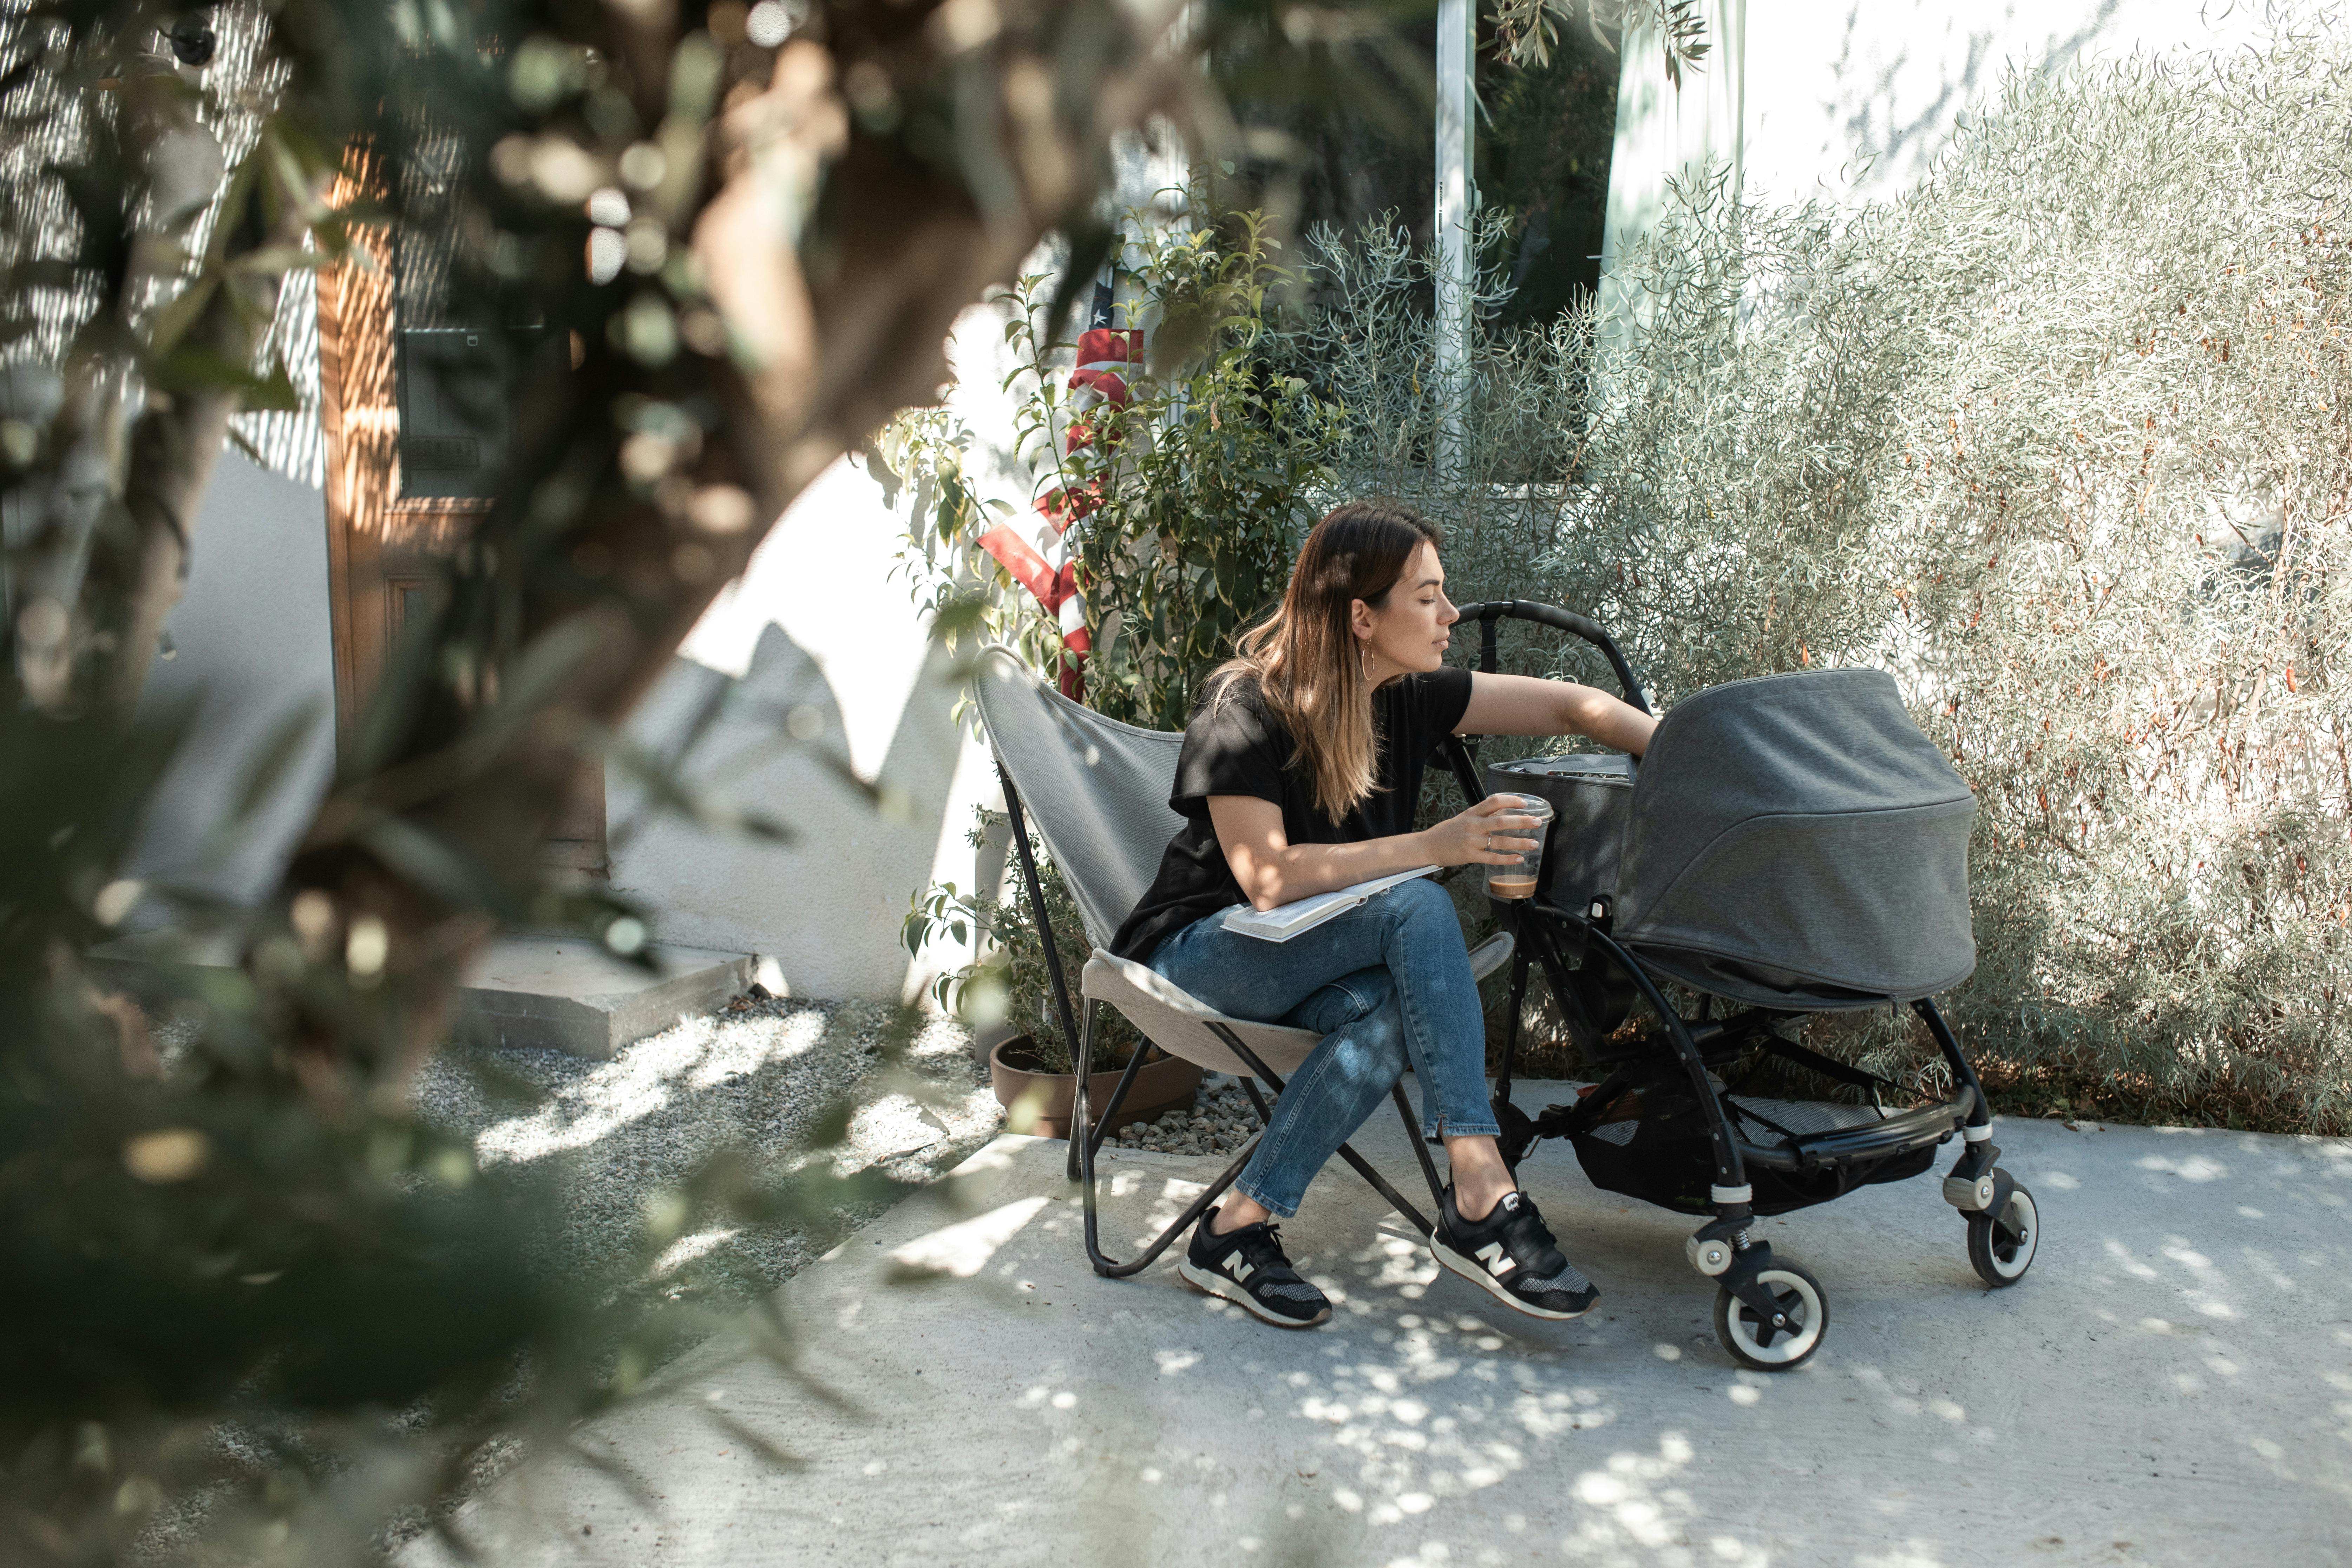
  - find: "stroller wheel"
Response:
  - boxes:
[1965,1179,2039,1287]
[1712,1261,1828,1371]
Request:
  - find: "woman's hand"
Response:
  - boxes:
[1208,792,1545,908]
[1423,794,1545,868]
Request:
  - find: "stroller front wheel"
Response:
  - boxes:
[1712,1261,1828,1371]
[1965,1180,2039,1287]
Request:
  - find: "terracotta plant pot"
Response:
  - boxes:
[989,1035,1202,1140]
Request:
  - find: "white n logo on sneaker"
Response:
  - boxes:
[1474,1241,1515,1277]
[1224,1251,1256,1282]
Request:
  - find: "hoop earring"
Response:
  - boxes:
[1361,646,1375,684]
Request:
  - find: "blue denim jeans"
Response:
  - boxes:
[1145,875,1496,1219]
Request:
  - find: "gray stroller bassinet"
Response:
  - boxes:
[1445,602,2041,1370]
[1496,666,1978,1009]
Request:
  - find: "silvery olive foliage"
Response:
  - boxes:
[1547,23,2352,1128]
[1269,211,1599,627]
[1488,0,1708,82]
[1233,19,2352,1127]
[0,0,1407,1561]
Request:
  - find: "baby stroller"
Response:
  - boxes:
[1442,601,2040,1370]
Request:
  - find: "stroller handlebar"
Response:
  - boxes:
[1453,600,1652,716]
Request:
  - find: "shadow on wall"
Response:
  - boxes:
[117,449,336,922]
[610,621,977,1001]
[1607,0,2276,274]
[1803,0,2124,203]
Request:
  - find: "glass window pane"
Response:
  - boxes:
[1478,20,1620,327]
[1213,17,1439,261]
[1212,14,1618,327]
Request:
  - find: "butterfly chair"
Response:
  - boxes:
[969,647,1516,1277]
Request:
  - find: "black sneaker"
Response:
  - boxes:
[1177,1209,1332,1328]
[1430,1186,1599,1320]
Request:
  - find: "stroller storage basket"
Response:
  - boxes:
[1570,1071,1972,1217]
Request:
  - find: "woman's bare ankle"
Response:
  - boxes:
[1444,1135,1518,1221]
[1211,1195,1271,1234]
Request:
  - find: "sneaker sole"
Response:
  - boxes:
[1177,1259,1331,1328]
[1430,1239,1597,1321]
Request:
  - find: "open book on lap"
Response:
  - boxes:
[1219,866,1442,943]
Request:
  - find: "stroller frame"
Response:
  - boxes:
[1448,601,2036,1366]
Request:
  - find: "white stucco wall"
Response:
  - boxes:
[119,448,337,917]
[606,263,1088,1004]
[616,129,1189,1003]
[1604,0,2278,265]
[606,444,1005,1003]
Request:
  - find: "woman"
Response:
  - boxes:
[1107,499,1657,1329]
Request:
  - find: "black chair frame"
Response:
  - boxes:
[992,759,1453,1281]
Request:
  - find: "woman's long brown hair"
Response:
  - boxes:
[1212,499,1442,822]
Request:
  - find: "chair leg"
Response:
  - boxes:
[1076,1026,1447,1276]
[1085,1021,1157,1167]
[1329,1140,1437,1238]
[1077,1109,1262,1278]
[1066,1002,1101,1183]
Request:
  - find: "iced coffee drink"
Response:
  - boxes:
[1484,793,1553,901]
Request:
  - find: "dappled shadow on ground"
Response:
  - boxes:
[411,1097,2352,1568]
[408,997,1000,1302]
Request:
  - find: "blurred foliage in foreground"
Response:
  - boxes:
[0,0,1442,1559]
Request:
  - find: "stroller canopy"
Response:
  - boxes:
[1616,669,1977,1009]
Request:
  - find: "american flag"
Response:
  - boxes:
[978,280,1136,700]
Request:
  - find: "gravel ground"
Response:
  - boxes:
[123,986,1008,1562]
[407,985,1005,1308]
[1115,1074,1264,1156]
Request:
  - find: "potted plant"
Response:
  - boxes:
[904,813,1200,1138]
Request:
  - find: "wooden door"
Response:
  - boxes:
[316,163,607,875]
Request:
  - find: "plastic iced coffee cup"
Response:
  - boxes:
[1484,793,1552,901]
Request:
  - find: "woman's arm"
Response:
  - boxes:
[1207,792,1541,911]
[1457,671,1658,755]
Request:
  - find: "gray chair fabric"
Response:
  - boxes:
[970,647,1189,949]
[1616,668,1977,1009]
[971,644,1515,1074]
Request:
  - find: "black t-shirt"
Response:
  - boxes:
[1108,665,1475,962]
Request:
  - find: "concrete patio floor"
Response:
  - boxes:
[411,1085,2352,1567]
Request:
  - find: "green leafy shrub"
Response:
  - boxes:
[887,204,1342,727]
[1548,28,2352,1130]
[902,811,1142,1073]
[892,204,1343,1049]
[1073,211,1344,730]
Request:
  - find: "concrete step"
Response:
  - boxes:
[452,937,753,1059]
[91,932,753,1060]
